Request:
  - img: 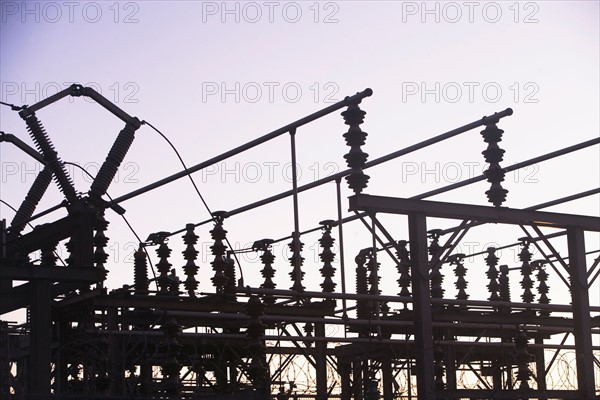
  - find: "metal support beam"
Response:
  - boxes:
[408,213,435,400]
[108,307,123,395]
[534,336,547,392]
[28,280,51,395]
[0,264,105,281]
[340,361,352,400]
[350,194,600,232]
[381,355,394,400]
[567,227,596,398]
[444,332,457,391]
[315,323,327,400]
[0,220,10,296]
[55,321,68,395]
[336,178,349,319]
[353,360,362,400]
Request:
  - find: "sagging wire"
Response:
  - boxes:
[63,161,158,285]
[0,198,67,267]
[141,120,245,285]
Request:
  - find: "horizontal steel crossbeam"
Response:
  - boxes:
[349,194,600,232]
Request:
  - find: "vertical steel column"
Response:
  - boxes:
[289,128,303,292]
[315,323,327,399]
[108,307,122,395]
[0,322,9,398]
[336,178,348,319]
[371,214,381,335]
[340,361,352,400]
[492,363,502,390]
[28,280,51,395]
[229,361,238,392]
[407,353,413,400]
[353,360,363,400]
[140,362,152,395]
[382,355,393,400]
[215,357,227,392]
[362,360,370,399]
[534,337,547,392]
[55,321,69,395]
[408,213,435,400]
[444,332,457,391]
[0,220,9,295]
[567,226,595,398]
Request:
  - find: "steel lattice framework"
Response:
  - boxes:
[1,85,599,399]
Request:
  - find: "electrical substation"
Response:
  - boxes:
[1,84,599,399]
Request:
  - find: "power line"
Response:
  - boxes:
[141,120,245,285]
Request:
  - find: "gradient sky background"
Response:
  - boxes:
[1,0,599,337]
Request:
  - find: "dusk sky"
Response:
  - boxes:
[1,1,598,329]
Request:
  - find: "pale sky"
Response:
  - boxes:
[1,1,599,328]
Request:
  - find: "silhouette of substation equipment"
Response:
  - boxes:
[1,85,599,399]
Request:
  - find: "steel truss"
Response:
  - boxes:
[1,85,599,399]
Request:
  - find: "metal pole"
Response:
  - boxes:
[336,178,348,320]
[408,213,435,400]
[566,226,596,398]
[289,128,303,293]
[371,214,382,337]
[315,322,327,400]
[28,280,51,395]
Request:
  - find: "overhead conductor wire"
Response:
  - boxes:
[141,120,245,285]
